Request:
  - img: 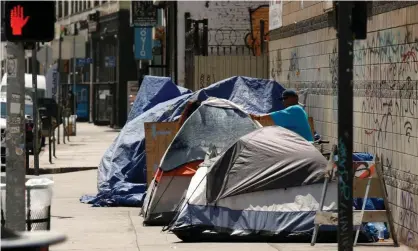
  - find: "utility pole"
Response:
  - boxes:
[89,37,93,123]
[5,41,26,231]
[72,35,77,135]
[57,29,62,145]
[4,0,56,231]
[335,2,367,251]
[337,2,354,251]
[32,43,39,175]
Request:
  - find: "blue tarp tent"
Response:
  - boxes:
[127,76,191,123]
[80,76,286,207]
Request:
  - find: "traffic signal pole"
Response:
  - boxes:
[5,41,27,231]
[3,0,56,232]
[337,2,354,251]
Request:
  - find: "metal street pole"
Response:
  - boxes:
[337,2,354,251]
[89,37,93,123]
[32,43,39,175]
[5,41,26,231]
[72,35,77,135]
[44,44,48,75]
[57,34,62,145]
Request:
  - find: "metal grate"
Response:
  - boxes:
[1,187,51,231]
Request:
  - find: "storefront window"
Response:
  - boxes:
[64,1,69,17]
[58,1,63,18]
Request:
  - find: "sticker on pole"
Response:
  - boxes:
[9,126,20,134]
[10,102,21,114]
[15,144,24,156]
[7,58,17,77]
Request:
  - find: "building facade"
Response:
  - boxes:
[269,2,418,248]
[54,0,137,128]
[155,0,269,88]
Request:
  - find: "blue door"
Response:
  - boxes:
[76,84,89,120]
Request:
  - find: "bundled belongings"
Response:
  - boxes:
[127,76,191,123]
[141,98,260,226]
[167,126,378,242]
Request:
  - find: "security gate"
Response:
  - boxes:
[93,83,115,126]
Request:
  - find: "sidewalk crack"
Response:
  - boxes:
[128,211,141,251]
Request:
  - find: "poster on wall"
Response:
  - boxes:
[269,0,283,31]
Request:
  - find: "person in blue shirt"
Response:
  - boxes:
[252,89,314,142]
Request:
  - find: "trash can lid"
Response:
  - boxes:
[1,226,66,249]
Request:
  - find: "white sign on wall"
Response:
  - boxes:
[45,63,58,101]
[269,0,283,31]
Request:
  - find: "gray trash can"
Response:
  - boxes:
[1,177,54,231]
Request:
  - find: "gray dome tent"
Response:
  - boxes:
[167,126,338,241]
[141,98,260,226]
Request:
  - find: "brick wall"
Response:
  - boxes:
[269,2,418,248]
[177,1,268,86]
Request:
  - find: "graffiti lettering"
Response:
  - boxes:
[338,201,351,248]
[329,46,338,91]
[361,79,417,142]
[404,121,412,143]
[199,73,216,89]
[337,139,350,201]
[287,50,300,81]
[200,74,205,89]
[270,50,282,80]
[399,191,417,242]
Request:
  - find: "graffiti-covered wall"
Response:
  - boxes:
[269,2,418,248]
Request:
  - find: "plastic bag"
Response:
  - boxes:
[373,222,388,241]
[25,178,54,210]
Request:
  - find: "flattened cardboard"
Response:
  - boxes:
[144,122,178,185]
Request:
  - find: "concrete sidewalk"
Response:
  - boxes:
[48,170,412,251]
[29,123,119,173]
[49,170,278,251]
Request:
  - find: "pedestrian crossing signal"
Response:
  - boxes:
[4,1,55,42]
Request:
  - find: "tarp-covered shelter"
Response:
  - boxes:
[80,76,285,207]
[141,98,260,225]
[127,76,191,123]
[168,126,378,242]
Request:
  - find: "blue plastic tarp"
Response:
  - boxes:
[126,76,192,123]
[351,152,389,241]
[80,76,285,207]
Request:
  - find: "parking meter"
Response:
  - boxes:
[37,98,60,130]
[38,107,52,137]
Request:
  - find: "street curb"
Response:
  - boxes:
[27,167,98,175]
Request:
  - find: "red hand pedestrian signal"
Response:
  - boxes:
[10,5,30,36]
